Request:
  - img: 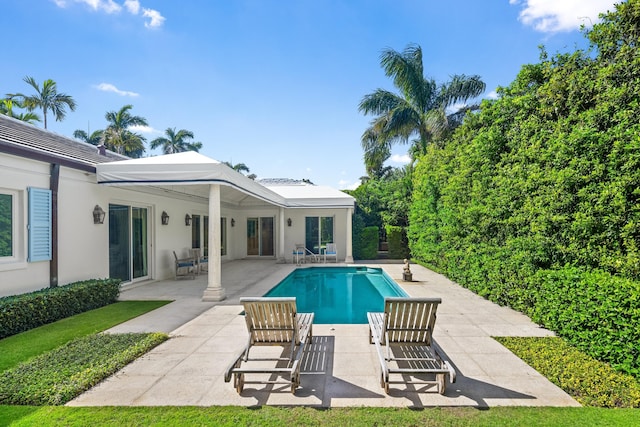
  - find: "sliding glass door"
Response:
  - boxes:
[109,204,149,283]
[247,217,274,256]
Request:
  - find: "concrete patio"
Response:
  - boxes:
[67,260,579,408]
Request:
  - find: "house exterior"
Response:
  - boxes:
[0,115,355,299]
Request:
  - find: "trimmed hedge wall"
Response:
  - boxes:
[0,279,121,339]
[529,268,640,377]
[385,225,410,259]
[354,226,379,260]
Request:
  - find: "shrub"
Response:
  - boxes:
[0,279,121,339]
[0,332,167,405]
[385,225,410,259]
[497,336,640,408]
[357,226,379,260]
[528,267,640,377]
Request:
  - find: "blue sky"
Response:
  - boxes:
[1,0,620,189]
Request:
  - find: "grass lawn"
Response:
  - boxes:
[0,300,171,372]
[1,406,638,426]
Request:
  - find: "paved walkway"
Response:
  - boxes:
[68,261,579,408]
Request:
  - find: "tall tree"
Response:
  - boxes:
[0,98,41,124]
[102,105,147,158]
[12,76,76,129]
[359,44,485,172]
[150,127,202,154]
[73,129,104,146]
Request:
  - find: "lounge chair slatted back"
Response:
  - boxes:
[243,297,299,345]
[385,297,439,345]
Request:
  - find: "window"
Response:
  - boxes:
[0,193,13,258]
[194,215,226,257]
[305,216,334,254]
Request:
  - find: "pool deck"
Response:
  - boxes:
[67,260,579,408]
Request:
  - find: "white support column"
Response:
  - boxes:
[345,207,354,263]
[202,184,226,301]
[277,207,286,263]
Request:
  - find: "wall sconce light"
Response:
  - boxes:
[161,211,170,225]
[93,205,106,224]
[231,218,235,227]
[185,214,191,226]
[287,218,292,227]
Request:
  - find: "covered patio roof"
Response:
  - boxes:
[95,151,354,209]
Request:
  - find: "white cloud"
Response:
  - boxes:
[95,83,139,97]
[338,179,360,190]
[53,0,165,28]
[511,0,617,33]
[129,125,160,134]
[143,8,165,29]
[390,154,411,164]
[124,0,140,14]
[487,90,499,100]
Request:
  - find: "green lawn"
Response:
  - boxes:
[0,300,170,372]
[1,406,637,426]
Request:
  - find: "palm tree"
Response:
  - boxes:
[150,127,203,154]
[73,129,104,146]
[223,161,250,174]
[102,105,148,158]
[0,98,41,124]
[12,76,76,129]
[359,44,485,172]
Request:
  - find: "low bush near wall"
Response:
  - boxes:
[528,268,640,378]
[497,336,640,408]
[385,225,410,259]
[0,279,121,339]
[0,332,167,405]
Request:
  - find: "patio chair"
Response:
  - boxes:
[367,297,455,394]
[323,243,338,263]
[173,250,196,280]
[224,297,314,394]
[189,248,208,274]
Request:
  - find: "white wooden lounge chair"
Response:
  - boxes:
[173,250,196,280]
[293,244,319,265]
[224,297,314,394]
[323,243,337,263]
[367,297,455,394]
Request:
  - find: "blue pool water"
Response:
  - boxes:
[264,266,408,324]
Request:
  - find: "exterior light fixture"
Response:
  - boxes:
[287,218,292,227]
[185,214,192,226]
[231,218,235,227]
[93,205,106,224]
[161,211,170,225]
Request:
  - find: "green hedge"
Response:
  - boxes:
[528,268,640,377]
[0,279,121,339]
[385,225,410,259]
[353,227,380,259]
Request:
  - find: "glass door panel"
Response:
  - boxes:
[260,217,274,256]
[305,217,320,254]
[132,207,148,279]
[109,204,131,282]
[247,218,259,255]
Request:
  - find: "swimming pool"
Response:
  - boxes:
[263,266,408,324]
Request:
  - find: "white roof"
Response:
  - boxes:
[263,182,354,208]
[96,151,354,209]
